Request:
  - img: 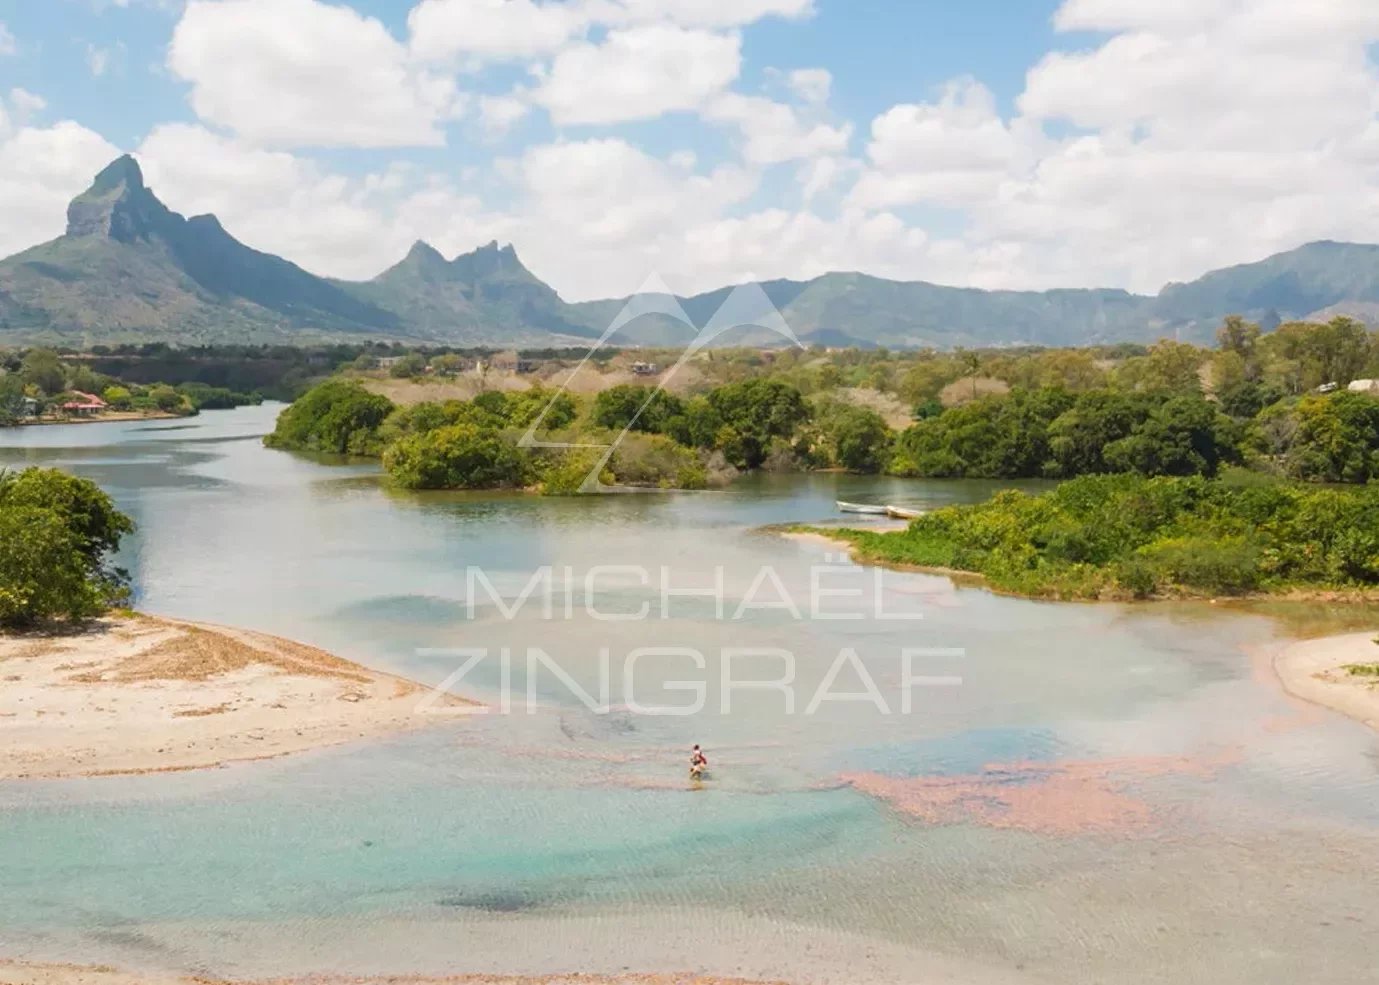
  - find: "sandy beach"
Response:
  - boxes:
[1273,630,1379,732]
[0,615,475,780]
[0,963,791,985]
[18,410,186,427]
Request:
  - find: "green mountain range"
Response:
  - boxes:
[2,155,1377,349]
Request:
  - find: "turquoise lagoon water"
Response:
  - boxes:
[1,405,1378,984]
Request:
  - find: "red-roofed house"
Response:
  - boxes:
[60,391,108,417]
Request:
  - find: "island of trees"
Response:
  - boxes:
[259,315,1379,497]
[815,472,1379,600]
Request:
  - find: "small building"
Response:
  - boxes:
[60,390,108,416]
[631,361,660,376]
[1317,382,1340,394]
[1347,379,1379,395]
[20,396,39,418]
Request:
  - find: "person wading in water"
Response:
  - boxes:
[689,744,708,779]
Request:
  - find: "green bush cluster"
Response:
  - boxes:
[829,473,1379,600]
[264,381,396,455]
[267,381,713,493]
[891,388,1242,479]
[0,468,134,627]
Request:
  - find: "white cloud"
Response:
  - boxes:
[407,0,585,61]
[0,110,121,257]
[1052,0,1236,34]
[0,22,16,56]
[591,0,815,30]
[534,25,741,126]
[797,155,849,201]
[503,137,764,295]
[787,68,832,105]
[6,89,47,126]
[849,79,1030,210]
[478,93,531,137]
[839,0,1379,293]
[703,92,850,166]
[168,0,460,148]
[85,42,126,78]
[94,0,185,10]
[135,123,504,279]
[407,0,813,63]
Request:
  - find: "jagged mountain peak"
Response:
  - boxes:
[448,240,534,284]
[405,240,446,263]
[65,154,171,242]
[90,154,145,193]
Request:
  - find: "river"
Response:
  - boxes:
[1,404,1377,984]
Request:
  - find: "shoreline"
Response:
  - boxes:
[780,528,1379,604]
[1273,631,1379,733]
[15,410,187,427]
[0,962,795,985]
[0,614,477,780]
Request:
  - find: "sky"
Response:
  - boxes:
[1,0,1378,302]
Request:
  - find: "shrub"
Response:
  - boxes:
[812,474,1379,600]
[1134,535,1263,594]
[389,353,428,378]
[383,423,527,490]
[593,385,684,433]
[265,381,396,455]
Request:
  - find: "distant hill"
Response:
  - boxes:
[1152,240,1379,333]
[347,240,596,344]
[2,155,1378,349]
[585,274,1155,349]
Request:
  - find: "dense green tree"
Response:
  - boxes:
[893,388,1073,478]
[1265,317,1371,390]
[148,385,185,412]
[1217,379,1287,419]
[383,423,527,490]
[20,349,65,395]
[0,374,25,425]
[389,353,428,379]
[703,380,810,468]
[0,469,135,626]
[592,385,685,433]
[1045,390,1151,477]
[662,396,722,449]
[265,381,396,455]
[101,385,133,410]
[1114,340,1205,394]
[1216,316,1262,380]
[821,405,893,473]
[430,353,467,376]
[1281,392,1379,483]
[505,387,578,430]
[1102,396,1240,477]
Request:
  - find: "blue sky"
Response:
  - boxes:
[1,0,1070,174]
[1,1,1377,301]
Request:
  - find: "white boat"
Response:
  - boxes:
[885,505,924,520]
[837,500,889,515]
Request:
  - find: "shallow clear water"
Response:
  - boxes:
[2,406,1378,984]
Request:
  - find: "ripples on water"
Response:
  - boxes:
[2,405,1379,984]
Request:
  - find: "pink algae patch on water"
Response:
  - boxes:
[843,753,1238,837]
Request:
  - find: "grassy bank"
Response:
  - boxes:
[797,473,1379,602]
